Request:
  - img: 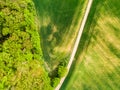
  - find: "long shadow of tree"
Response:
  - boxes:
[60,0,105,89]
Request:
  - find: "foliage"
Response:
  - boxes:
[51,78,60,88]
[0,0,53,90]
[49,60,67,87]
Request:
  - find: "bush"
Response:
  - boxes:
[49,61,67,87]
[51,78,60,87]
[58,66,67,78]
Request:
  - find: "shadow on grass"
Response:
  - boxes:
[33,0,85,63]
[60,0,105,89]
[33,0,79,34]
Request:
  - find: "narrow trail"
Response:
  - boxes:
[55,0,93,90]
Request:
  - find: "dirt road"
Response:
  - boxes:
[55,0,93,90]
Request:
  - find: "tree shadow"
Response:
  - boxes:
[0,34,10,44]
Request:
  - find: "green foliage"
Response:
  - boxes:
[0,0,53,90]
[49,61,67,87]
[58,66,67,78]
[51,78,60,88]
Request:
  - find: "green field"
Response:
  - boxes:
[33,0,88,71]
[61,0,120,90]
[1,0,120,89]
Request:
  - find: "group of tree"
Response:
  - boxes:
[0,0,53,89]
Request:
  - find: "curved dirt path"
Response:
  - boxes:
[55,0,93,90]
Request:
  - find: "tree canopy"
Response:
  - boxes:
[0,0,53,89]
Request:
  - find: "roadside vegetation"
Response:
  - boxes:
[61,0,120,90]
[0,0,52,90]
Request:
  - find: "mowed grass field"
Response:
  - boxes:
[33,0,88,70]
[61,0,120,90]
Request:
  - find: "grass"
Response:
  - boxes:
[61,0,120,90]
[33,0,88,70]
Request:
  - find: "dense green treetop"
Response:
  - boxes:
[0,0,53,89]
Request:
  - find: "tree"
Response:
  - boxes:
[0,0,53,89]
